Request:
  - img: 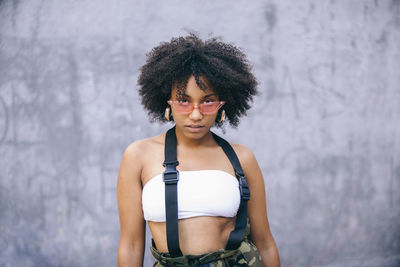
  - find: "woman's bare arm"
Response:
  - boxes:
[117,141,146,267]
[235,144,281,267]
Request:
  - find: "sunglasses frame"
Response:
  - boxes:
[167,100,225,115]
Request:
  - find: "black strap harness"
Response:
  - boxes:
[162,126,251,257]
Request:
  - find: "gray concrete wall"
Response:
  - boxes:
[0,0,399,266]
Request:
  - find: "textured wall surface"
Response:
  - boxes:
[1,0,399,266]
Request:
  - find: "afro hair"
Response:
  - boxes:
[138,33,258,127]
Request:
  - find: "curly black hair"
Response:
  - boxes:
[138,34,258,127]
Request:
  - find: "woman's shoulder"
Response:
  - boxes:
[123,133,165,157]
[231,143,256,162]
[119,133,166,176]
[228,143,263,185]
[230,143,259,174]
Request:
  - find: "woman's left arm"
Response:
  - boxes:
[235,144,281,267]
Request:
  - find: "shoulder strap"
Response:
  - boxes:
[162,127,251,257]
[162,126,182,257]
[212,132,250,250]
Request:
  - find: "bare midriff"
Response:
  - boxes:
[148,216,236,255]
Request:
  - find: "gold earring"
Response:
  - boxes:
[165,107,171,121]
[219,109,226,123]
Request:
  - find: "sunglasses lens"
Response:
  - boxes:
[174,102,192,113]
[200,102,220,114]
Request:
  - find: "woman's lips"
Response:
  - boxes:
[185,125,204,133]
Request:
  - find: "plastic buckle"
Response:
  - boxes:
[238,175,250,200]
[163,169,179,185]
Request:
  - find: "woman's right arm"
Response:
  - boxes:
[117,141,146,267]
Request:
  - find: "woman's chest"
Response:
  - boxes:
[140,145,235,186]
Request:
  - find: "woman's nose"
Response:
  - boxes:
[189,104,203,120]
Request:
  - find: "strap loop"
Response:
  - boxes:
[163,160,179,167]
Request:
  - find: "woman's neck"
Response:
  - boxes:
[174,126,216,149]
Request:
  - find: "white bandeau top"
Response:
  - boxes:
[142,170,241,222]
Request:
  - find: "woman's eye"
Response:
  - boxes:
[178,99,189,104]
[203,99,214,104]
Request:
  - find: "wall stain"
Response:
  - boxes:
[264,3,277,32]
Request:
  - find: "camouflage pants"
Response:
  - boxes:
[151,238,264,267]
[151,220,264,267]
[150,221,264,267]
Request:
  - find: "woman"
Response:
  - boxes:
[117,34,280,267]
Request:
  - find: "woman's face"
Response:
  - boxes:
[169,75,221,140]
